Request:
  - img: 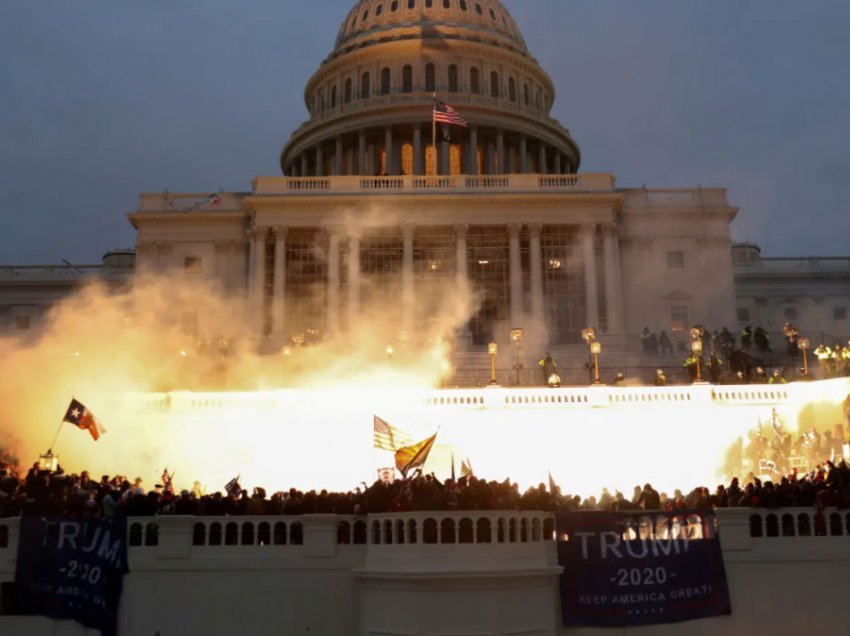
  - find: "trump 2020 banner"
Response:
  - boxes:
[15,517,129,635]
[556,510,731,627]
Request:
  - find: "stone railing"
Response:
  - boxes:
[251,173,614,196]
[736,256,850,273]
[622,187,731,209]
[0,265,104,280]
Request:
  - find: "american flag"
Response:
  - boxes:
[373,415,412,451]
[433,98,469,127]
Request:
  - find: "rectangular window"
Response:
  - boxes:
[666,251,684,270]
[184,256,203,274]
[670,306,688,332]
[15,316,30,330]
[835,306,848,321]
[737,307,750,322]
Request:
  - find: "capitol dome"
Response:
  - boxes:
[281,0,580,178]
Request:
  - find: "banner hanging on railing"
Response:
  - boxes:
[556,509,731,628]
[15,517,129,636]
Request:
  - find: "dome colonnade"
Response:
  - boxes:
[281,0,581,178]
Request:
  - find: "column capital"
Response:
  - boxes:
[527,223,543,239]
[599,222,619,237]
[272,225,289,239]
[579,222,598,236]
[323,224,342,239]
[507,223,523,238]
[248,225,266,240]
[454,223,469,239]
[400,223,416,239]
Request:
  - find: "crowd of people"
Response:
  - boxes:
[3,457,850,520]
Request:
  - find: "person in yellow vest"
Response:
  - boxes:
[814,343,832,377]
[768,370,788,384]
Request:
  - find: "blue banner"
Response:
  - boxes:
[556,510,731,627]
[15,517,129,635]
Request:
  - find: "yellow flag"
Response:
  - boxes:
[394,432,438,478]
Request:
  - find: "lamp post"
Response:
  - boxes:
[510,328,525,386]
[386,343,394,362]
[590,340,603,385]
[691,338,703,382]
[488,342,498,385]
[799,336,810,376]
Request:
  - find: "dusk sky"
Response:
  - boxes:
[1,0,848,264]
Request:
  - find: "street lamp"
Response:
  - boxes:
[590,340,603,385]
[488,342,498,385]
[510,328,525,385]
[386,343,394,362]
[799,336,810,376]
[691,338,704,382]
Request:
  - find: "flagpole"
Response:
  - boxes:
[432,92,437,175]
[47,421,64,453]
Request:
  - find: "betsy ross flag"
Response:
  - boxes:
[394,432,438,478]
[433,98,468,127]
[373,415,412,451]
[63,398,104,441]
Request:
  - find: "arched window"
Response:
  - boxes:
[361,72,371,99]
[448,64,458,93]
[344,78,352,103]
[331,85,337,108]
[523,83,529,106]
[475,3,482,15]
[459,0,467,10]
[425,0,433,7]
[408,0,416,8]
[402,65,413,93]
[318,89,325,112]
[508,77,516,102]
[381,67,391,95]
[490,71,500,98]
[375,3,383,16]
[470,67,480,94]
[391,0,398,11]
[425,63,436,92]
[443,0,450,8]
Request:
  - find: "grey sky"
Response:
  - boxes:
[1,0,848,264]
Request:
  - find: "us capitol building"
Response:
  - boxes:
[2,0,848,355]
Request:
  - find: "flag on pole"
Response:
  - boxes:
[451,453,456,481]
[62,398,105,441]
[461,457,474,479]
[394,432,438,478]
[373,415,412,451]
[433,98,469,127]
[548,470,559,495]
[161,468,174,493]
[225,475,241,497]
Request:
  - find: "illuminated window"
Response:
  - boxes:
[670,306,689,333]
[361,72,371,99]
[184,256,203,274]
[666,251,684,270]
[425,63,435,92]
[15,315,30,330]
[402,65,413,93]
[470,67,480,94]
[425,145,437,175]
[450,143,462,175]
[381,67,391,95]
[448,64,458,92]
[401,143,413,175]
[490,71,499,98]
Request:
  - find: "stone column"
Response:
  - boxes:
[272,226,288,337]
[440,137,450,176]
[300,154,309,177]
[468,125,479,175]
[358,132,367,176]
[250,226,267,333]
[528,223,545,334]
[347,235,361,328]
[315,146,324,177]
[334,137,343,176]
[413,124,423,175]
[554,153,562,175]
[384,126,394,176]
[326,229,341,335]
[455,223,469,294]
[538,144,547,175]
[401,224,415,332]
[508,223,523,328]
[519,136,528,174]
[496,130,505,174]
[485,141,495,175]
[581,224,599,328]
[346,147,355,176]
[602,223,625,335]
[246,230,256,300]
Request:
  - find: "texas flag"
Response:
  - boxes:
[63,398,105,441]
